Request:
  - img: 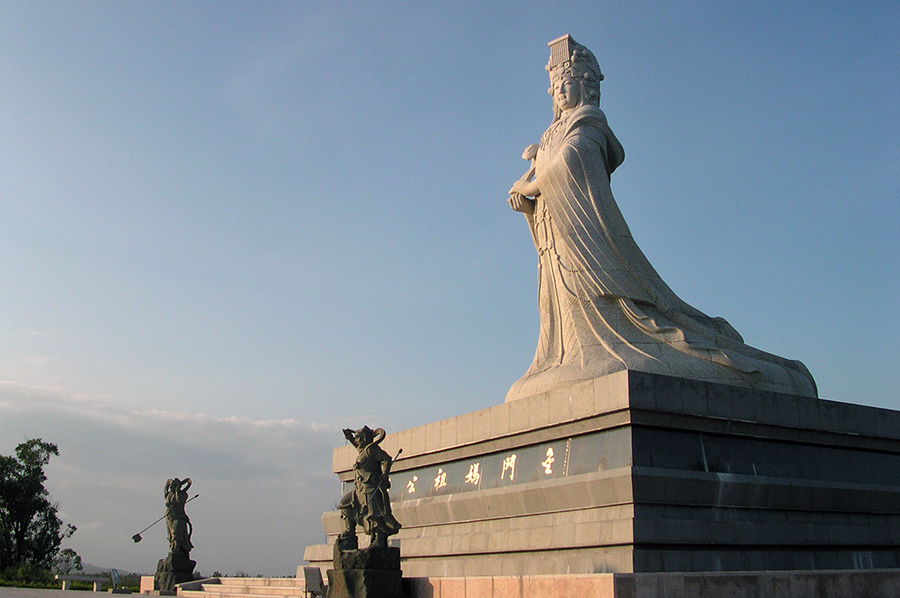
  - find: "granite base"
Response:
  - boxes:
[305,371,900,576]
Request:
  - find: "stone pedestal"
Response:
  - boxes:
[154,552,196,593]
[326,545,404,598]
[305,371,900,576]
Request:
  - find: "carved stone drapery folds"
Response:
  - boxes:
[507,35,816,402]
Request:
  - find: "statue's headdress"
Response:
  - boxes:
[343,425,385,449]
[546,34,603,106]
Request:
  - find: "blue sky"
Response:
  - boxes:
[1,0,897,576]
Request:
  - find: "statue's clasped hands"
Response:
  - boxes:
[508,143,540,214]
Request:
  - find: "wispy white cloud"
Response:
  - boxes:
[0,382,344,576]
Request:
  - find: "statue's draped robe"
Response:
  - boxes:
[507,105,817,401]
[165,491,192,555]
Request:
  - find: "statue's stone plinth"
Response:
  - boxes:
[326,545,404,598]
[333,544,401,570]
[305,370,900,576]
[154,552,195,593]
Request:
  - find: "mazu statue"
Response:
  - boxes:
[336,426,402,550]
[506,35,817,402]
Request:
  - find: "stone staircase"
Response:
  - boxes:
[178,577,309,598]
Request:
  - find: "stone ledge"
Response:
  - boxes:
[400,569,900,598]
[334,371,900,476]
[313,373,900,578]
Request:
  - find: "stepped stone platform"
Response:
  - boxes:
[305,370,900,577]
[142,570,900,597]
[173,576,308,598]
[405,570,900,597]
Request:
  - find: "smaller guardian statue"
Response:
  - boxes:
[336,426,402,550]
[154,477,196,592]
[164,477,193,556]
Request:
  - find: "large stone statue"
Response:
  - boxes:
[337,426,401,550]
[507,34,817,402]
[164,478,193,555]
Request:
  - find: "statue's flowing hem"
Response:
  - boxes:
[507,293,817,402]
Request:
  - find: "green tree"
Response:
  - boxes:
[0,439,76,571]
[52,547,82,575]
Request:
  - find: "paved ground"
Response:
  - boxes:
[0,590,103,598]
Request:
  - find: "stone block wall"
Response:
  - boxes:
[305,371,900,576]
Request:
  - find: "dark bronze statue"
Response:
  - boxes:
[154,477,196,592]
[336,426,402,550]
[164,477,193,556]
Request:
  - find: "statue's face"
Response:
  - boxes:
[554,77,581,113]
[345,427,373,448]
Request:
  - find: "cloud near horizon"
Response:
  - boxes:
[0,380,346,576]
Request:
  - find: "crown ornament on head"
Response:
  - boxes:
[545,34,603,106]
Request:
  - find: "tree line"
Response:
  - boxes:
[0,438,80,586]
